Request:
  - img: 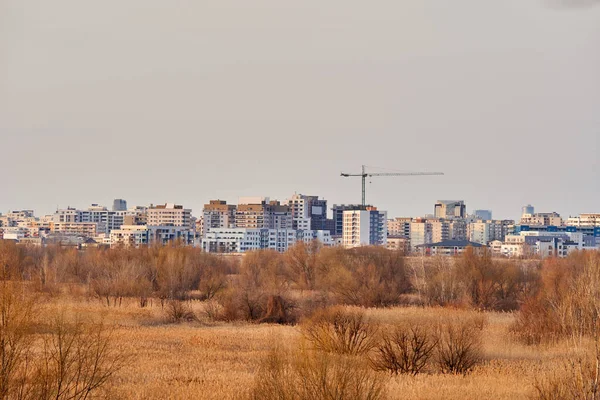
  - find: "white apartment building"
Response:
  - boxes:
[410,219,433,252]
[202,228,333,253]
[148,203,192,228]
[110,224,193,247]
[468,222,491,245]
[342,209,387,248]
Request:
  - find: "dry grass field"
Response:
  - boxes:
[38,296,586,400]
[2,243,599,399]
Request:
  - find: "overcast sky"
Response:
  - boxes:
[1,0,599,220]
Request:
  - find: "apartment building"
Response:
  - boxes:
[110,225,149,248]
[520,212,563,226]
[342,208,387,248]
[468,220,513,245]
[235,198,292,230]
[387,217,412,237]
[332,204,371,236]
[566,213,600,227]
[202,200,236,236]
[409,218,433,251]
[202,227,331,253]
[147,203,192,228]
[285,194,329,231]
[50,222,97,237]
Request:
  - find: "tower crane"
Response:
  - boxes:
[340,165,444,206]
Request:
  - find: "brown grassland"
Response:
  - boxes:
[1,241,600,399]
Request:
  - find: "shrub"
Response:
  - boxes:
[370,323,438,375]
[250,346,386,400]
[302,307,378,356]
[32,314,130,400]
[165,300,197,323]
[435,315,484,374]
[513,252,600,344]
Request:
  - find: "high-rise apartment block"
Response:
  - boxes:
[332,204,371,236]
[235,197,292,230]
[284,194,329,231]
[434,200,466,219]
[202,200,236,236]
[342,208,387,248]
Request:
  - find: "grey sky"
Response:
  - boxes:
[1,0,599,220]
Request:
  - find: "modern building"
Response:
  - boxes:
[284,194,329,231]
[332,204,370,236]
[50,222,97,238]
[112,199,127,212]
[201,227,332,253]
[520,212,563,227]
[147,203,192,228]
[110,225,149,248]
[566,213,600,227]
[472,210,492,221]
[522,204,535,217]
[342,208,387,248]
[409,218,433,252]
[202,200,236,237]
[387,217,412,238]
[434,200,466,219]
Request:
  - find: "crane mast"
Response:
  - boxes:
[340,165,444,206]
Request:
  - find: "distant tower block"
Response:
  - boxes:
[522,204,534,217]
[113,199,127,212]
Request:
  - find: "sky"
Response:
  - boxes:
[1,0,599,221]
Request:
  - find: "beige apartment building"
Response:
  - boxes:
[147,203,192,228]
[50,222,97,237]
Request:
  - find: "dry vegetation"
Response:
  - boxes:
[1,240,600,399]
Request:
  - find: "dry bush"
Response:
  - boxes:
[370,323,438,375]
[164,300,197,323]
[513,252,600,344]
[325,247,411,307]
[284,241,321,291]
[302,307,378,356]
[435,315,485,375]
[203,299,223,321]
[259,295,297,324]
[250,346,386,400]
[32,314,130,400]
[414,249,539,311]
[0,282,127,399]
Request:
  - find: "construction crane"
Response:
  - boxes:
[341,165,444,206]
